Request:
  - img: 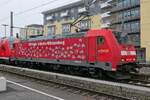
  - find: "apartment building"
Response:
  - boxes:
[100,0,146,62]
[42,1,102,35]
[20,24,44,40]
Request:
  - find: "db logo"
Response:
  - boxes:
[98,49,109,53]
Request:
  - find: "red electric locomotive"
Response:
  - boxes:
[5,29,138,79]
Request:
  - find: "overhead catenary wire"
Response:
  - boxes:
[0,0,61,22]
[0,0,14,22]
[14,0,61,16]
[0,0,146,22]
[0,0,14,7]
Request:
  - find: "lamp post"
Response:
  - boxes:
[1,24,8,37]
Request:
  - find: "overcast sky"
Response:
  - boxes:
[0,0,80,37]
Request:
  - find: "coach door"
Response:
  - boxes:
[88,37,97,63]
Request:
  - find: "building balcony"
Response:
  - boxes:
[46,15,55,21]
[101,22,111,28]
[100,2,111,9]
[111,2,140,13]
[111,15,140,25]
[128,41,140,47]
[101,11,111,18]
[128,29,140,34]
[111,27,140,34]
[61,11,70,17]
[78,7,87,14]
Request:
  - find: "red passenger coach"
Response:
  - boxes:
[0,38,12,60]
[13,29,138,74]
[0,37,19,63]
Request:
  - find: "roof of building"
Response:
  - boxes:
[42,1,83,14]
[26,24,43,28]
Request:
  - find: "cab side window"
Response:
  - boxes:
[13,44,16,48]
[97,36,105,45]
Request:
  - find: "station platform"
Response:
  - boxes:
[0,72,93,100]
[1,64,150,100]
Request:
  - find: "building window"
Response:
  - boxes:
[130,8,140,18]
[32,29,36,35]
[123,23,131,32]
[46,14,55,21]
[37,29,40,35]
[124,11,128,19]
[127,34,140,46]
[48,26,55,35]
[117,0,123,8]
[79,20,91,30]
[131,0,138,6]
[118,12,123,21]
[61,11,70,18]
[62,23,71,34]
[131,21,140,33]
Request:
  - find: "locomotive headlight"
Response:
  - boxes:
[121,51,127,56]
[130,51,136,55]
[121,59,125,62]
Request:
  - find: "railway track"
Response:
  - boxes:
[0,65,149,100]
[1,72,129,100]
[2,63,150,88]
[139,63,150,68]
[128,73,150,87]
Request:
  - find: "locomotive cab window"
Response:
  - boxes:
[97,36,105,45]
[13,44,16,48]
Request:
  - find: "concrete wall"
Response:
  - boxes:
[141,0,150,62]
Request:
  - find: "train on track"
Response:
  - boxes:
[0,29,140,79]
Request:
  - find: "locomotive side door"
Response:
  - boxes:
[96,36,110,62]
[87,37,97,63]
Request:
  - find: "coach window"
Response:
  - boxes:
[97,36,105,45]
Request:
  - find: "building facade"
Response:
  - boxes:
[100,0,146,62]
[141,0,150,63]
[42,1,102,36]
[42,0,149,62]
[20,24,44,40]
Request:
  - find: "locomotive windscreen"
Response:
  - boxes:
[113,31,128,44]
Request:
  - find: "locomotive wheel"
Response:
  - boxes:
[98,69,103,79]
[106,71,131,80]
[89,68,103,79]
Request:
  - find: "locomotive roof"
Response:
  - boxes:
[26,32,86,42]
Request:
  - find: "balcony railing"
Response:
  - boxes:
[61,11,70,17]
[111,27,140,34]
[111,15,140,24]
[100,2,111,9]
[78,7,87,13]
[101,11,111,18]
[101,22,111,28]
[111,2,140,13]
[128,41,140,46]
